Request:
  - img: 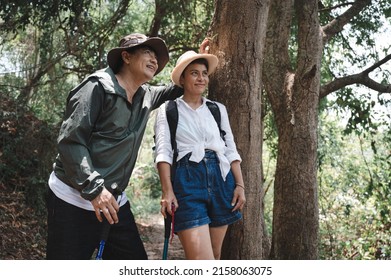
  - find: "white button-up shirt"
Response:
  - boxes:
[154,97,241,180]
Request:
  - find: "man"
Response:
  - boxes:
[46,33,203,259]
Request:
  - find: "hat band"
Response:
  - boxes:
[122,38,147,48]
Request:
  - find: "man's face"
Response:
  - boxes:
[124,47,158,81]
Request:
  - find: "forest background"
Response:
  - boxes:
[0,0,390,260]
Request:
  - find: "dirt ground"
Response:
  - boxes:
[0,187,184,260]
[137,215,185,260]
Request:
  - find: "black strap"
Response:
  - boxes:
[206,101,226,143]
[166,100,179,180]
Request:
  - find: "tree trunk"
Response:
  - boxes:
[264,0,321,259]
[208,0,271,259]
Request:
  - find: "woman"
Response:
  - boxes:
[154,50,246,259]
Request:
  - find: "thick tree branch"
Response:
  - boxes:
[320,54,391,99]
[107,0,131,30]
[263,0,294,111]
[319,2,355,13]
[362,54,391,74]
[15,0,132,106]
[149,0,168,37]
[17,52,69,106]
[321,0,371,44]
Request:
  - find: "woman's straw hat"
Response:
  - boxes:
[171,51,218,87]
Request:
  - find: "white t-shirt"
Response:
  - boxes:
[48,171,128,211]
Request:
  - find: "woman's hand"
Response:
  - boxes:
[231,185,246,211]
[160,191,178,218]
[157,162,178,218]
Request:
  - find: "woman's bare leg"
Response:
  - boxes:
[209,225,228,260]
[178,225,214,260]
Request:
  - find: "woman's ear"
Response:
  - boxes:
[179,74,185,87]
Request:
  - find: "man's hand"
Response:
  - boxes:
[199,38,210,54]
[91,188,119,224]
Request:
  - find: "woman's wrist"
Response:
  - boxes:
[235,183,245,189]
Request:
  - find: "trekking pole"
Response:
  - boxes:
[96,190,120,260]
[95,219,110,260]
[162,203,175,260]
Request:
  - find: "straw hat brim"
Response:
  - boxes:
[107,38,169,75]
[171,52,218,87]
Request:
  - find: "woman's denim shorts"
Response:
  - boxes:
[172,150,242,232]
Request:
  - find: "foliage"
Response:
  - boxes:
[317,108,390,259]
[0,0,213,218]
[126,111,163,219]
[0,0,213,119]
[321,0,391,135]
[127,163,161,220]
[0,95,58,214]
[0,0,89,34]
[263,93,390,259]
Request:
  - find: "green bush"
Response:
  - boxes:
[127,163,162,220]
[0,95,58,214]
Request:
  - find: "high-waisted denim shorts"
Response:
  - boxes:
[172,150,242,232]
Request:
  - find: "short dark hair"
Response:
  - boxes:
[189,58,209,70]
[181,58,209,78]
[126,45,155,55]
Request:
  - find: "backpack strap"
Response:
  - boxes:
[206,101,226,143]
[165,100,179,179]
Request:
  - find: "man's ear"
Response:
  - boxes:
[121,51,132,64]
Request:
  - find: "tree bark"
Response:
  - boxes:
[208,0,271,259]
[264,0,321,259]
[149,0,169,37]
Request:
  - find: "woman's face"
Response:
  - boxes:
[180,63,209,96]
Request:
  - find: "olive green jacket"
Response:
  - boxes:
[53,67,182,200]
